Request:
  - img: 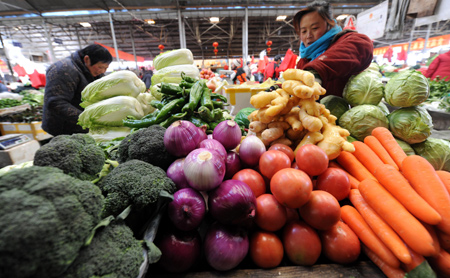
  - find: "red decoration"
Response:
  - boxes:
[213,42,219,48]
[158,44,165,53]
[383,46,393,62]
[267,47,272,54]
[266,41,272,47]
[214,49,218,56]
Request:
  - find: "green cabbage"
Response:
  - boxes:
[153,49,194,71]
[395,138,415,156]
[378,101,390,116]
[388,106,433,144]
[78,96,144,129]
[80,70,146,108]
[339,104,389,141]
[384,70,430,107]
[151,64,199,85]
[343,71,384,107]
[136,92,156,115]
[319,95,350,122]
[412,138,450,171]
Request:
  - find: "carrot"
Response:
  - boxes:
[371,127,407,171]
[351,141,385,175]
[401,246,426,273]
[362,245,406,278]
[422,222,441,256]
[359,178,436,257]
[428,248,450,277]
[402,155,450,236]
[364,135,399,170]
[437,170,450,194]
[349,189,411,264]
[436,228,450,252]
[373,164,442,225]
[336,151,377,182]
[328,160,360,189]
[340,205,400,268]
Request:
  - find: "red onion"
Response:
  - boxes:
[204,221,249,271]
[155,227,202,273]
[239,135,266,167]
[212,120,242,151]
[183,148,226,191]
[164,120,204,157]
[208,179,256,227]
[198,138,227,162]
[168,188,206,231]
[197,126,207,143]
[225,151,241,179]
[207,134,214,140]
[167,158,190,190]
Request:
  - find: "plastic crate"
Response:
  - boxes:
[0,121,52,141]
[223,85,267,115]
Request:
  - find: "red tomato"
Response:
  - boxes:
[270,168,313,209]
[299,190,341,231]
[291,160,299,169]
[232,169,266,197]
[282,220,321,266]
[319,221,361,264]
[269,144,295,163]
[286,207,300,223]
[254,194,287,232]
[249,230,284,269]
[259,150,291,179]
[295,144,329,176]
[315,168,351,201]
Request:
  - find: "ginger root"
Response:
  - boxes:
[282,80,315,99]
[283,69,315,87]
[299,105,323,132]
[265,89,290,117]
[284,107,302,131]
[249,121,267,133]
[316,117,355,160]
[250,91,279,108]
[294,131,324,154]
[280,95,301,115]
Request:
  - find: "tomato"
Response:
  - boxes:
[249,230,284,268]
[291,160,299,169]
[269,144,295,163]
[232,169,266,197]
[299,190,341,231]
[319,221,360,264]
[286,207,300,223]
[295,144,329,176]
[315,168,351,201]
[259,150,291,179]
[270,168,313,209]
[254,194,287,232]
[282,220,321,266]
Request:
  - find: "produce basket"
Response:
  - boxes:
[223,85,267,115]
[0,121,52,141]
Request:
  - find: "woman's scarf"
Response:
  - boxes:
[299,22,342,61]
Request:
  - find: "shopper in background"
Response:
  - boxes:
[42,44,113,136]
[293,1,373,97]
[424,50,450,81]
[0,81,9,92]
[141,68,153,90]
[264,54,283,81]
[230,60,248,84]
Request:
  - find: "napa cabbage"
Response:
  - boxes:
[151,64,199,85]
[153,49,194,71]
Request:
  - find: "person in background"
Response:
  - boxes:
[293,1,373,97]
[264,54,283,81]
[230,60,248,84]
[42,44,113,136]
[141,68,153,90]
[0,81,9,92]
[424,50,450,81]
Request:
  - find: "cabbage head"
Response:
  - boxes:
[339,104,389,141]
[388,106,433,144]
[412,138,450,171]
[151,64,199,85]
[395,138,415,156]
[320,95,350,122]
[343,71,384,107]
[378,101,390,116]
[153,49,194,71]
[384,70,429,107]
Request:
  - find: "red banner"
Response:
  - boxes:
[95,42,145,62]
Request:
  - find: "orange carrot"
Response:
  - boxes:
[336,151,377,182]
[341,205,400,268]
[373,164,442,226]
[371,127,407,171]
[428,248,450,277]
[349,189,411,264]
[351,141,385,175]
[329,160,360,189]
[364,135,399,171]
[422,222,441,256]
[402,155,450,236]
[362,245,406,278]
[437,170,450,194]
[436,228,450,252]
[359,179,436,257]
[401,246,426,273]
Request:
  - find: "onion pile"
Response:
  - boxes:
[212,120,241,151]
[164,120,206,157]
[183,148,226,191]
[238,135,266,167]
[168,188,206,231]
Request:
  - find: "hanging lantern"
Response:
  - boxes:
[158,44,165,53]
[213,42,219,57]
[214,49,218,56]
[266,41,273,54]
[267,47,272,54]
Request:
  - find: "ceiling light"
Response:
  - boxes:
[336,14,350,21]
[276,15,287,21]
[210,17,220,23]
[79,22,91,28]
[145,19,155,25]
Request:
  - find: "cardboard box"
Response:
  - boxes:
[0,121,52,141]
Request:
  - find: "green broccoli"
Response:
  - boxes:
[118,125,176,171]
[60,221,144,278]
[33,133,106,181]
[98,159,176,218]
[0,166,105,278]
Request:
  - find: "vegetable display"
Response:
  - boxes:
[343,70,384,107]
[384,70,430,107]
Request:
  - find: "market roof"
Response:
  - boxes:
[0,0,448,64]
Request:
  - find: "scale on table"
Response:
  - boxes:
[0,134,40,168]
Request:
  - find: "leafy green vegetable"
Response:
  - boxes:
[395,138,415,156]
[388,106,433,144]
[343,71,384,107]
[153,49,194,71]
[151,65,199,85]
[412,137,450,171]
[339,104,389,141]
[384,70,430,107]
[320,95,350,121]
[0,98,21,108]
[234,107,256,129]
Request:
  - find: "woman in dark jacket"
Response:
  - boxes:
[294,1,373,97]
[42,44,112,136]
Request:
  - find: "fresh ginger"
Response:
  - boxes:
[261,127,285,144]
[284,107,302,131]
[294,131,324,154]
[286,128,307,142]
[299,105,323,132]
[271,136,293,147]
[283,69,315,87]
[249,121,267,133]
[280,95,301,115]
[282,80,315,99]
[267,121,291,130]
[250,91,279,108]
[265,89,290,117]
[252,107,280,124]
[317,116,355,160]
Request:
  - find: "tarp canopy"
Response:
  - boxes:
[95,42,145,62]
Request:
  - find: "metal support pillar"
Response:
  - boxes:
[42,19,56,62]
[129,25,138,69]
[242,7,249,63]
[108,12,120,65]
[178,9,186,48]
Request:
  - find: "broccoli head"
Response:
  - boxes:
[118,125,176,170]
[0,166,105,278]
[33,133,106,181]
[98,159,176,218]
[60,222,144,278]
